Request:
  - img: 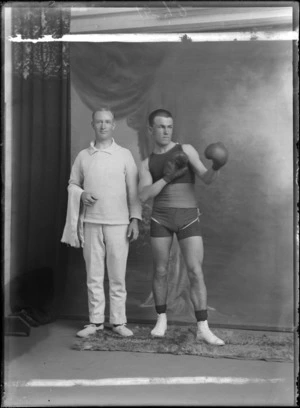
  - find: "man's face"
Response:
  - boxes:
[150,116,173,147]
[92,111,115,142]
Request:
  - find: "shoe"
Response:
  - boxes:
[112,324,133,337]
[76,323,104,338]
[196,320,225,346]
[151,313,167,337]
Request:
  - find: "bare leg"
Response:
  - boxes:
[150,236,173,336]
[179,236,224,346]
[178,236,207,310]
[151,236,174,307]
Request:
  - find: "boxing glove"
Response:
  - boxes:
[163,151,189,183]
[204,142,228,171]
[172,150,189,169]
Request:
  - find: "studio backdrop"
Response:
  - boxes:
[63,40,294,331]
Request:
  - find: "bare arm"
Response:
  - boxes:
[125,151,142,221]
[138,159,168,203]
[182,144,218,185]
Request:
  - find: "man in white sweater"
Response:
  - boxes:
[67,107,142,338]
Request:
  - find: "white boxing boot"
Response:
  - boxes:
[151,313,167,337]
[197,320,225,346]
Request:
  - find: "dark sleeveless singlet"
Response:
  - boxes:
[149,144,195,184]
[148,144,198,208]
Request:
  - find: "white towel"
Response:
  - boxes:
[61,185,84,248]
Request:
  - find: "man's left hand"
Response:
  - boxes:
[127,219,139,242]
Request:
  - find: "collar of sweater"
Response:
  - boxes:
[88,138,121,155]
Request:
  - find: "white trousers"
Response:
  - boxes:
[83,223,129,325]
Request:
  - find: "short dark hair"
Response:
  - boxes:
[92,107,115,121]
[148,109,173,127]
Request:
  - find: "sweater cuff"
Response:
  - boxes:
[129,213,142,221]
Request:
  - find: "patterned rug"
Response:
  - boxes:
[72,324,294,363]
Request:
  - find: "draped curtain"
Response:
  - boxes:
[10,6,70,324]
[71,42,169,159]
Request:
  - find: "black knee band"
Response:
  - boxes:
[195,310,208,321]
[155,304,167,314]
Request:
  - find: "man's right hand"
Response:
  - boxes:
[81,192,98,206]
[162,154,188,183]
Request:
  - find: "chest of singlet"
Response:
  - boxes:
[148,144,195,184]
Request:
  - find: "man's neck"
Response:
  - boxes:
[153,141,176,154]
[94,137,113,150]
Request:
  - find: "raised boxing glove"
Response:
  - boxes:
[204,142,228,171]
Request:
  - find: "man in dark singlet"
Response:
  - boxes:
[138,108,227,345]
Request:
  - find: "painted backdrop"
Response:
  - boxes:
[63,40,294,330]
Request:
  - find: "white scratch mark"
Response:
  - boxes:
[6,376,285,387]
[8,32,299,43]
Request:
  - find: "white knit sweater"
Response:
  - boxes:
[61,139,142,247]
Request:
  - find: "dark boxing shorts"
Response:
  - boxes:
[150,208,202,240]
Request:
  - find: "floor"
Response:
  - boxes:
[3,319,296,407]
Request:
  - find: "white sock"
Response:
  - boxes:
[151,313,167,337]
[197,320,225,346]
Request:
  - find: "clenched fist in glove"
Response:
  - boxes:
[163,150,189,183]
[204,142,228,171]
